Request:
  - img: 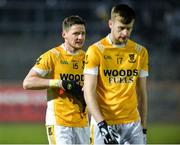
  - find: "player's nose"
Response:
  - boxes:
[78,34,85,40]
[121,29,129,36]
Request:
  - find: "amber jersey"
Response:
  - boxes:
[33,44,88,127]
[84,35,149,124]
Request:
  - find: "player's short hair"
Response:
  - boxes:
[111,4,136,24]
[62,15,85,31]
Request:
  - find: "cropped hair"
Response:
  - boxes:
[111,4,136,24]
[62,15,85,31]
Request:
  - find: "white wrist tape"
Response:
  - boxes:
[49,79,61,87]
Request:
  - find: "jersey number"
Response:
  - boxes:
[73,63,78,69]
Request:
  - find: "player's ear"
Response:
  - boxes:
[62,31,66,39]
[108,19,113,29]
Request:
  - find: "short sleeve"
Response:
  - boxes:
[139,47,149,77]
[84,46,100,75]
[33,50,54,77]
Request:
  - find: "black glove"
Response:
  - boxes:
[143,128,147,144]
[98,120,121,144]
[62,80,86,113]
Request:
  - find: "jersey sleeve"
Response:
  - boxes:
[33,50,54,77]
[139,47,149,77]
[84,46,100,75]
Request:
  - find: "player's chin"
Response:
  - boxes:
[75,44,83,49]
[119,38,128,44]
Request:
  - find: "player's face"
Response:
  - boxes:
[109,16,134,45]
[62,24,86,51]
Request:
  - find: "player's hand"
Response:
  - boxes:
[62,80,86,113]
[62,80,78,92]
[62,80,83,98]
[98,120,121,144]
[143,128,147,144]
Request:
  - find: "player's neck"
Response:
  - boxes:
[63,43,76,54]
[108,34,126,47]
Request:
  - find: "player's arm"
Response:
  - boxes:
[83,74,104,123]
[137,77,148,129]
[23,68,62,90]
[84,74,121,144]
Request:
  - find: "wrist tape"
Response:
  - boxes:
[49,79,60,87]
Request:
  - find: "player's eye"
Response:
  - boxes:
[73,32,81,36]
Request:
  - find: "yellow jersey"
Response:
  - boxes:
[33,44,88,127]
[84,35,149,124]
